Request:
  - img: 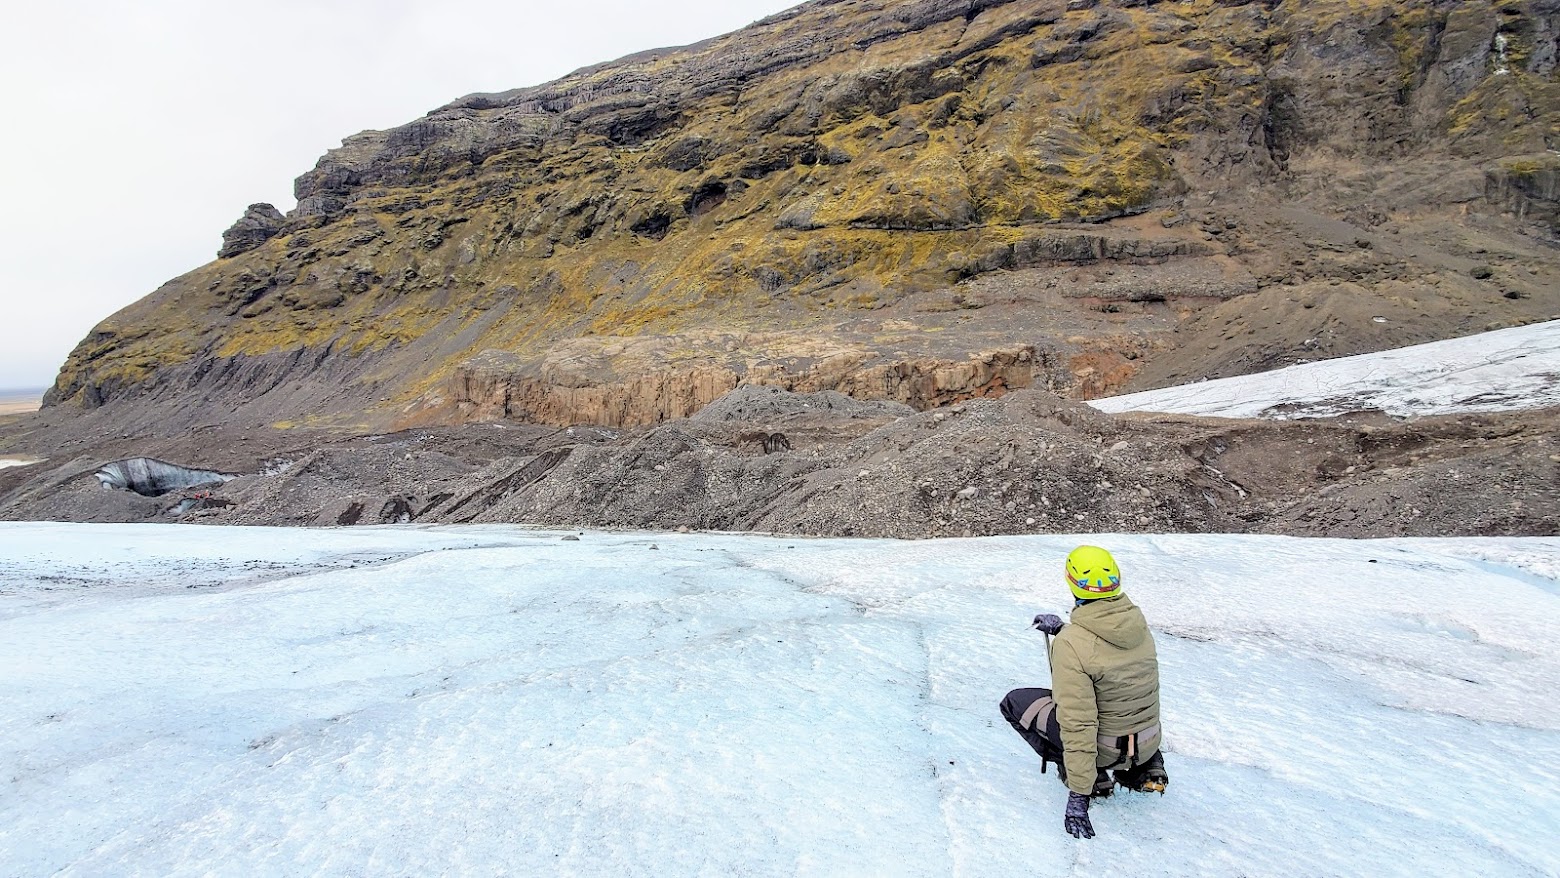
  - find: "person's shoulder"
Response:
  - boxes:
[1056,621,1094,650]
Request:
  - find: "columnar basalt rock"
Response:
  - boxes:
[451,362,742,427]
[442,349,1040,428]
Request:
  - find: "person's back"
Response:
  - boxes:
[999,545,1168,839]
[1050,592,1162,795]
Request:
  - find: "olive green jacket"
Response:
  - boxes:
[1050,593,1162,795]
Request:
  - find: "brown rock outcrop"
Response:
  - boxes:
[435,344,1037,428]
[453,359,741,427]
[749,347,1036,410]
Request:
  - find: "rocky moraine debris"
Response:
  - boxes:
[4,387,1555,540]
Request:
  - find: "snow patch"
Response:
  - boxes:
[1091,320,1560,419]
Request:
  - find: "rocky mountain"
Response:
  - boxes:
[40,0,1560,435]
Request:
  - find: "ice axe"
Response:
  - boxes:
[1032,613,1063,667]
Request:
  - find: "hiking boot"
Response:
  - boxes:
[1115,751,1168,794]
[1091,770,1115,798]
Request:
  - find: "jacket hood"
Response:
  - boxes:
[1070,593,1147,650]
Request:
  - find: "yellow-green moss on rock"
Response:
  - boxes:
[46,0,1560,419]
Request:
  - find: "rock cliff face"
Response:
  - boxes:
[44,0,1560,431]
[439,342,1035,427]
[218,204,286,259]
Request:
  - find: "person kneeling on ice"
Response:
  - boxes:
[999,545,1168,839]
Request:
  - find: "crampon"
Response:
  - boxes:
[1114,751,1168,794]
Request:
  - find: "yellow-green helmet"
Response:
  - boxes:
[1066,545,1121,600]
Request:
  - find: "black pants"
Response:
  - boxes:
[1000,687,1068,780]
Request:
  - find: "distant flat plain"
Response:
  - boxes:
[0,388,43,418]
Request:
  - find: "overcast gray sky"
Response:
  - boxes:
[0,0,798,391]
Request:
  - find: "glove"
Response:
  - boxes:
[1032,613,1064,636]
[1064,791,1095,839]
